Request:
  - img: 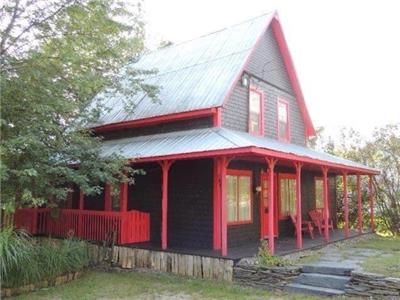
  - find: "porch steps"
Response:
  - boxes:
[285,264,352,297]
[285,283,345,296]
[301,264,353,276]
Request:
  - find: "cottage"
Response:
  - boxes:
[15,11,378,258]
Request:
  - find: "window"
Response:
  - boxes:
[277,99,289,141]
[315,178,324,210]
[248,87,264,135]
[279,174,296,218]
[227,170,252,224]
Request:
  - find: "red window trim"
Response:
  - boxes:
[277,173,296,220]
[314,177,324,210]
[248,86,265,136]
[226,169,253,226]
[277,98,290,142]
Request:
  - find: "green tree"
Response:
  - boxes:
[0,0,157,210]
[318,124,400,236]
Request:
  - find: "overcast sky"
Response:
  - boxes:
[142,0,399,140]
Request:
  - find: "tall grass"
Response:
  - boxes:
[0,227,40,287]
[0,227,90,288]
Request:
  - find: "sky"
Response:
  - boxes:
[142,0,399,140]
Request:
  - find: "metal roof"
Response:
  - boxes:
[100,127,379,173]
[90,13,274,127]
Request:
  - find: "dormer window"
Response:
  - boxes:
[277,98,289,141]
[248,86,264,135]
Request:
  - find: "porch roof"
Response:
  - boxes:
[101,127,379,175]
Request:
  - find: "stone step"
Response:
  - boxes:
[301,264,353,276]
[294,272,351,290]
[285,283,345,296]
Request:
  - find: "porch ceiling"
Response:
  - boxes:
[100,127,379,175]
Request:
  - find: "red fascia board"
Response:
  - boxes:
[251,148,380,175]
[131,147,256,164]
[131,146,379,175]
[221,13,276,106]
[92,108,219,132]
[271,18,315,137]
[220,13,315,138]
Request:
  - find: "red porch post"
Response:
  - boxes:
[160,160,173,250]
[356,174,362,233]
[295,162,303,249]
[343,172,349,237]
[322,167,330,241]
[213,158,221,250]
[104,183,112,211]
[369,175,375,232]
[220,156,228,257]
[79,190,84,210]
[266,157,277,254]
[119,182,128,212]
[78,190,84,237]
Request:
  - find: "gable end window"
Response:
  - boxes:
[248,86,264,136]
[277,98,289,141]
[227,170,252,224]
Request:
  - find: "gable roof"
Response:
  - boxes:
[100,127,379,175]
[90,11,315,137]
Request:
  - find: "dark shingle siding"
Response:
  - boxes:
[100,117,213,140]
[222,27,306,146]
[246,27,293,94]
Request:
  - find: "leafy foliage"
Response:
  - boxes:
[0,0,158,210]
[0,227,89,288]
[257,240,290,267]
[316,124,400,236]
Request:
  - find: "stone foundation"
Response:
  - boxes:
[233,258,300,289]
[346,271,400,299]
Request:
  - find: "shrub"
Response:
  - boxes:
[0,227,90,288]
[257,240,290,267]
[0,227,40,287]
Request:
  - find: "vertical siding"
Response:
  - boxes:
[222,27,306,146]
[128,159,214,248]
[168,159,213,249]
[84,184,105,211]
[128,163,162,243]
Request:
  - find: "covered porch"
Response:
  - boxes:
[126,229,368,260]
[14,127,379,257]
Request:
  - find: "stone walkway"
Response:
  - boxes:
[292,234,387,271]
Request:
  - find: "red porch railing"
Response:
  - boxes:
[14,208,150,244]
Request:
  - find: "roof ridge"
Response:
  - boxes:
[138,49,250,80]
[141,10,276,57]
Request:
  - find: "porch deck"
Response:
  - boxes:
[127,229,368,261]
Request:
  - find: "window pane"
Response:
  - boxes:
[279,178,296,217]
[315,179,324,209]
[249,91,261,133]
[227,176,238,222]
[278,102,287,121]
[238,176,251,221]
[278,102,288,140]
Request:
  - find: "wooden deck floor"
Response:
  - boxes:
[126,229,369,261]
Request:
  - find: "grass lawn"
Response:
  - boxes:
[354,235,400,277]
[12,270,323,300]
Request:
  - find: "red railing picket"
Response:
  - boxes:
[14,208,150,244]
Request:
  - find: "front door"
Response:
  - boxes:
[260,172,278,239]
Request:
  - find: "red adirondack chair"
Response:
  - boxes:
[289,214,315,239]
[308,209,333,236]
